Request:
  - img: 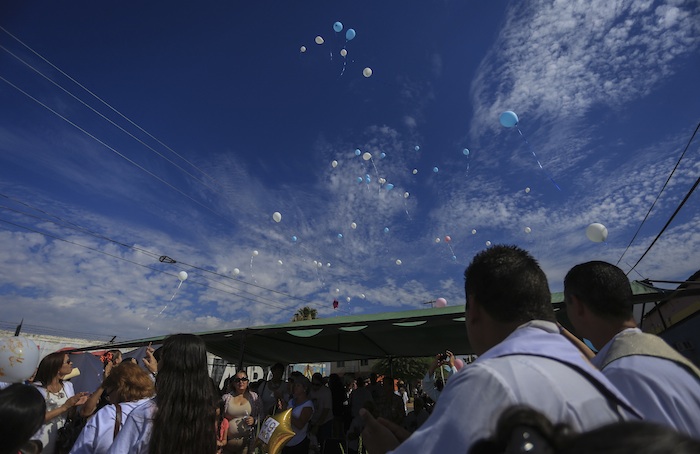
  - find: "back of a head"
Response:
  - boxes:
[564,261,633,321]
[0,384,46,454]
[465,245,554,324]
[102,361,154,403]
[150,333,216,454]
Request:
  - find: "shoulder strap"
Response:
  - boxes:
[601,331,700,378]
[113,403,122,439]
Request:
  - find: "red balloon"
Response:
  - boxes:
[435,298,447,308]
[444,235,451,243]
[332,299,339,309]
[454,358,465,371]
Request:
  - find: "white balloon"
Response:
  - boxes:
[472,229,477,235]
[395,259,402,265]
[272,212,282,223]
[313,260,318,266]
[340,48,347,57]
[335,288,340,293]
[362,152,372,161]
[327,263,331,267]
[403,192,410,198]
[378,177,386,184]
[524,227,532,234]
[360,293,366,299]
[300,46,307,53]
[0,336,40,383]
[346,297,351,302]
[485,241,492,246]
[363,67,373,77]
[317,262,322,268]
[233,268,240,276]
[252,250,259,256]
[435,237,441,243]
[331,160,338,168]
[351,222,357,229]
[412,169,418,175]
[586,223,608,243]
[277,260,283,265]
[525,187,531,193]
[315,36,324,45]
[178,271,188,281]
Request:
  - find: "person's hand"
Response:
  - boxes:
[360,408,401,454]
[143,346,158,374]
[244,416,254,426]
[446,350,456,368]
[64,392,89,409]
[104,361,114,377]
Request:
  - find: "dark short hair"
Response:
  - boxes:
[465,245,554,323]
[564,261,633,320]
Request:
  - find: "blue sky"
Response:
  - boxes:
[1,1,698,341]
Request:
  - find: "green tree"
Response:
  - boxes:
[291,306,318,322]
[371,356,432,382]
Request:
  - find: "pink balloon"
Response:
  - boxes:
[444,235,451,243]
[435,298,447,308]
[454,358,465,371]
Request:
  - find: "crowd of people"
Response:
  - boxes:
[1,244,699,454]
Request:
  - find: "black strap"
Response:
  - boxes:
[113,403,122,439]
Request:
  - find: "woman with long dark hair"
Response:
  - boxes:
[222,370,263,454]
[107,334,218,454]
[32,352,90,454]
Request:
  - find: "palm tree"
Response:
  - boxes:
[291,306,318,322]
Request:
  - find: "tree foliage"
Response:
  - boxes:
[371,356,432,382]
[291,306,318,322]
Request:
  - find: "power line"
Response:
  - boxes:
[618,122,700,268]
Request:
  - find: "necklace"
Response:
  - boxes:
[47,384,65,399]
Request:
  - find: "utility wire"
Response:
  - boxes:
[618,122,700,268]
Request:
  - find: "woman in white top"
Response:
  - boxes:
[70,362,154,454]
[32,352,89,454]
[281,372,314,454]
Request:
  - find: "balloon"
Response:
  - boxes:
[233,268,240,275]
[346,297,351,302]
[472,229,477,234]
[444,236,451,243]
[435,298,447,308]
[485,241,492,246]
[335,288,340,293]
[586,223,608,243]
[331,160,338,168]
[365,174,371,184]
[433,167,439,173]
[277,260,283,265]
[395,259,402,265]
[178,271,188,281]
[412,169,418,175]
[337,233,343,239]
[524,227,532,234]
[435,237,441,243]
[404,192,410,198]
[317,262,322,268]
[351,222,357,229]
[363,67,373,78]
[525,187,531,193]
[252,250,259,256]
[385,183,394,191]
[272,212,282,223]
[362,152,372,161]
[0,336,40,383]
[315,36,324,45]
[380,152,386,159]
[291,236,298,243]
[355,149,361,156]
[300,46,306,53]
[357,177,363,184]
[383,227,389,233]
[345,28,356,41]
[327,262,331,267]
[340,48,347,57]
[453,358,465,371]
[499,111,519,128]
[257,408,295,454]
[452,255,457,261]
[414,146,420,151]
[463,148,470,156]
[360,294,366,299]
[333,21,343,32]
[378,177,386,184]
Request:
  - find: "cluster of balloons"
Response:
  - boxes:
[0,336,40,383]
[301,21,372,78]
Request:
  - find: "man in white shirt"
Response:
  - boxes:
[564,260,700,437]
[361,245,641,454]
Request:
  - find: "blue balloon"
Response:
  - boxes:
[355,148,361,156]
[333,22,343,32]
[380,152,386,159]
[338,233,343,239]
[452,255,457,261]
[433,166,439,173]
[291,235,298,242]
[463,148,470,156]
[345,28,356,41]
[385,183,394,191]
[383,227,389,233]
[365,174,371,184]
[499,111,519,128]
[414,145,420,151]
[357,177,363,184]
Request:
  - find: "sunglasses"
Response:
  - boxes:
[233,377,249,383]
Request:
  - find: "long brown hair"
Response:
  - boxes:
[32,352,67,386]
